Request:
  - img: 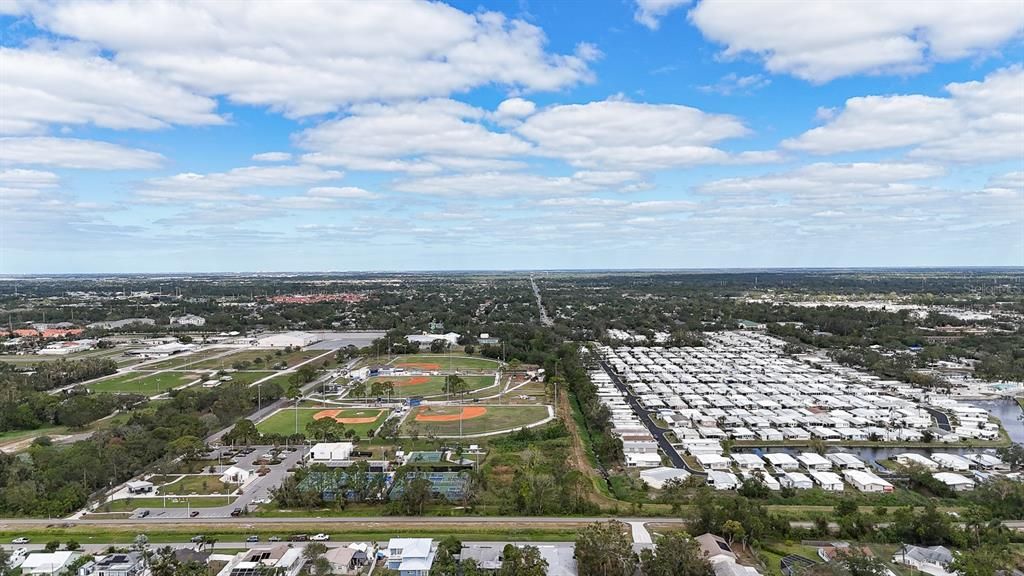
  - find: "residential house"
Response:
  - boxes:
[386,538,436,576]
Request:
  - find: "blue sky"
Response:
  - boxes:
[1,0,1022,273]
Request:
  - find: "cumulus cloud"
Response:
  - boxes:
[296,99,532,172]
[698,73,770,95]
[393,170,645,198]
[0,46,223,135]
[634,0,691,29]
[516,99,748,169]
[783,65,1024,162]
[689,0,1024,82]
[21,0,596,117]
[0,137,165,169]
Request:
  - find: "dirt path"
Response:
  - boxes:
[557,391,625,510]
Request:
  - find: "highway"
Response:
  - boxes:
[530,276,553,327]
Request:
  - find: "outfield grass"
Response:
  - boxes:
[403,405,550,436]
[390,353,500,371]
[88,371,202,394]
[214,371,275,386]
[191,348,323,370]
[257,407,388,437]
[364,375,494,398]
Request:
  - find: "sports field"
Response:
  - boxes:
[190,348,324,370]
[364,375,494,398]
[215,371,275,386]
[402,405,550,436]
[389,354,501,372]
[88,371,202,394]
[143,348,230,370]
[257,407,388,437]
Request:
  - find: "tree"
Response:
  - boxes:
[305,417,345,442]
[45,540,61,552]
[430,339,448,353]
[395,476,433,515]
[497,544,548,576]
[950,545,1020,576]
[169,435,205,461]
[224,418,261,446]
[638,532,714,576]
[575,521,637,576]
[65,539,80,551]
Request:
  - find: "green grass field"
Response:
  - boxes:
[100,495,234,512]
[214,371,275,386]
[142,348,230,370]
[159,475,232,495]
[402,405,550,436]
[257,407,388,438]
[88,371,202,394]
[364,375,494,398]
[389,353,501,372]
[190,348,323,370]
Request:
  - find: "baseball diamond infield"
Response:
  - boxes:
[414,406,488,422]
[314,408,386,424]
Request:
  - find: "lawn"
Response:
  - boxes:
[100,495,234,512]
[364,375,494,398]
[159,475,232,495]
[257,407,388,438]
[402,405,550,436]
[88,371,203,394]
[215,371,275,386]
[143,348,230,370]
[190,348,324,370]
[389,353,501,372]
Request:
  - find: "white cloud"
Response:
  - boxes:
[252,152,293,162]
[306,186,380,200]
[0,46,223,134]
[135,164,343,202]
[516,99,748,169]
[0,137,165,169]
[296,99,532,172]
[0,168,60,188]
[24,0,596,117]
[393,170,644,198]
[698,73,770,95]
[784,65,1024,162]
[634,0,691,30]
[689,0,1024,82]
[495,97,537,119]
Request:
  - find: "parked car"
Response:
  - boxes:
[11,537,29,544]
[268,536,282,542]
[310,533,330,541]
[246,535,259,543]
[137,509,150,518]
[289,534,308,542]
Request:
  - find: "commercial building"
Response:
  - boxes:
[405,332,461,348]
[87,318,155,330]
[171,314,206,327]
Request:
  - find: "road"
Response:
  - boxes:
[529,276,553,327]
[599,360,694,472]
[923,406,953,432]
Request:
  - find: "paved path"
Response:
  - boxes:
[628,521,652,545]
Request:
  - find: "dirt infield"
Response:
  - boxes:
[397,362,442,370]
[313,409,384,424]
[414,406,488,422]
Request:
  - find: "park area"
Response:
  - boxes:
[188,348,324,370]
[257,406,388,438]
[363,374,494,398]
[87,371,202,394]
[402,405,550,436]
[389,354,501,372]
[158,474,233,495]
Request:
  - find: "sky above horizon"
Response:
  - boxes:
[1,0,1023,273]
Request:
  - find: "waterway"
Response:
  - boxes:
[737,398,1022,471]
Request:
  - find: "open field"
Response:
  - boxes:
[159,475,232,495]
[0,347,130,366]
[214,371,275,386]
[389,353,501,372]
[87,371,202,394]
[364,374,494,398]
[99,496,234,512]
[403,405,550,436]
[257,407,388,437]
[142,348,231,370]
[190,348,324,370]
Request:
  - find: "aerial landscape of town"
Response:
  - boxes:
[2,0,1023,575]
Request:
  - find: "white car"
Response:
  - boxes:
[310,533,330,541]
[11,537,29,544]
